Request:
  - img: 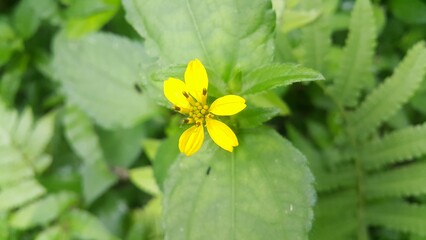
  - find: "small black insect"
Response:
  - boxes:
[134,83,142,93]
[206,166,211,175]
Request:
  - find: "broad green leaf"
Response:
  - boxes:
[63,105,116,204]
[25,112,55,159]
[123,0,275,81]
[126,197,163,240]
[65,0,120,38]
[0,179,46,211]
[98,125,146,167]
[0,19,22,66]
[12,0,41,39]
[240,63,324,95]
[91,192,129,237]
[61,209,119,240]
[153,133,180,191]
[330,0,377,107]
[129,167,160,196]
[349,41,426,137]
[163,128,314,240]
[10,191,78,230]
[53,32,158,129]
[143,139,161,162]
[390,0,426,24]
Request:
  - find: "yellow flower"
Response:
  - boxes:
[163,59,246,156]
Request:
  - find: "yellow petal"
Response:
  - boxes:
[184,59,208,103]
[206,118,238,152]
[209,95,246,116]
[163,78,190,109]
[179,125,204,156]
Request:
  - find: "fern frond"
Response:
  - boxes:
[367,201,426,236]
[311,190,357,240]
[365,161,426,199]
[316,164,356,192]
[0,179,46,211]
[362,123,426,169]
[349,41,426,138]
[329,0,376,107]
[300,0,332,73]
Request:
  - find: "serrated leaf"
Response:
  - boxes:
[365,161,426,199]
[163,128,314,240]
[330,0,376,107]
[0,179,45,211]
[63,105,116,204]
[61,209,119,240]
[53,32,158,129]
[25,112,55,159]
[362,123,426,169]
[367,201,426,236]
[240,63,324,95]
[349,41,426,137]
[123,0,275,81]
[129,167,160,196]
[10,191,78,230]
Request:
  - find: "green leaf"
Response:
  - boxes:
[129,167,160,196]
[365,161,426,199]
[247,92,290,116]
[300,0,332,73]
[330,0,377,107]
[235,106,280,128]
[362,123,426,169]
[53,32,158,129]
[61,209,119,240]
[163,128,314,240]
[240,63,324,95]
[0,179,46,211]
[123,0,275,81]
[12,0,41,39]
[97,125,146,167]
[0,19,22,66]
[10,191,78,230]
[126,197,163,240]
[349,41,426,137]
[63,105,117,204]
[281,9,320,33]
[35,225,68,240]
[389,0,426,24]
[367,201,426,236]
[65,0,120,38]
[153,133,181,191]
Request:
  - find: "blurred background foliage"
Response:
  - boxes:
[0,0,425,239]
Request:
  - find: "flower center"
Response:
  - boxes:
[180,89,212,125]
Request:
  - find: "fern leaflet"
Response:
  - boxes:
[349,41,426,137]
[362,123,426,169]
[329,0,376,107]
[367,201,426,236]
